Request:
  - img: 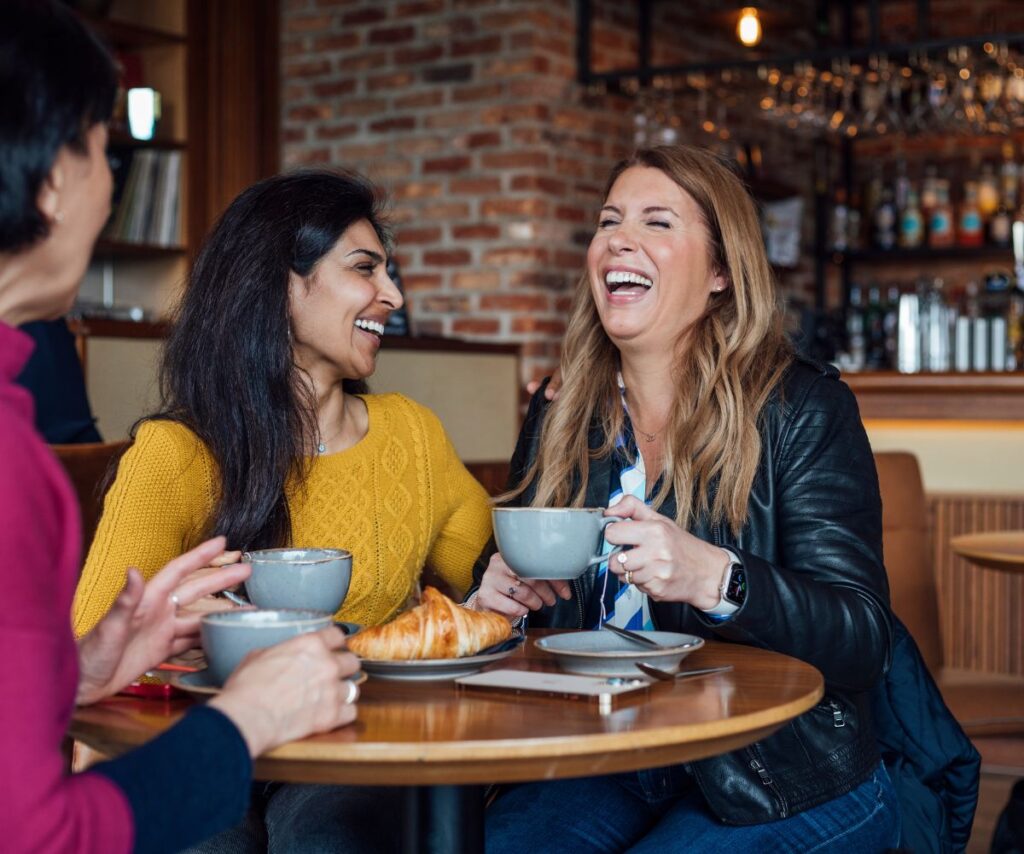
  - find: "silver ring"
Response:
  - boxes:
[344,679,360,705]
[507,585,518,599]
[170,593,180,606]
[617,552,628,566]
[624,569,634,586]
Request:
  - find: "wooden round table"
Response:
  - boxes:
[950,530,1024,574]
[71,632,823,853]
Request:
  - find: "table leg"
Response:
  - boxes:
[402,784,485,854]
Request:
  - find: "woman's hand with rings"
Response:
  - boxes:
[604,497,729,609]
[475,551,572,618]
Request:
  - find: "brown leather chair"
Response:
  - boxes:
[876,451,1024,738]
[51,441,128,558]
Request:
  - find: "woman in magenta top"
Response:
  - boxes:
[0,4,361,851]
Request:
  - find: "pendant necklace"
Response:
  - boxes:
[316,422,345,455]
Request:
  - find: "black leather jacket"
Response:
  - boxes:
[472,357,893,825]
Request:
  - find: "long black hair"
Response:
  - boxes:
[0,0,117,252]
[150,169,391,550]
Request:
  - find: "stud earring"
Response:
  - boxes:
[53,211,65,224]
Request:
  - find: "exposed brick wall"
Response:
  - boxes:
[279,0,842,384]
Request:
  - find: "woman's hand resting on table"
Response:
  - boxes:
[76,537,251,705]
[474,551,572,619]
[209,627,361,757]
[603,496,731,610]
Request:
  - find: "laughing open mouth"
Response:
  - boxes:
[354,318,385,338]
[605,271,653,292]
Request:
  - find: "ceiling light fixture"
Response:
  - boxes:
[737,7,762,48]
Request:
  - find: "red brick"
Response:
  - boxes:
[479,104,550,125]
[369,159,413,180]
[315,123,359,140]
[422,63,474,83]
[395,0,444,17]
[311,79,358,98]
[394,44,445,65]
[449,177,501,195]
[394,181,443,199]
[555,296,574,312]
[421,295,472,313]
[423,109,481,130]
[456,131,502,149]
[289,147,332,165]
[482,198,549,218]
[451,35,502,58]
[422,16,477,38]
[394,90,444,110]
[483,55,550,78]
[453,318,500,335]
[312,32,361,52]
[392,135,447,155]
[510,271,570,289]
[401,273,443,291]
[282,127,308,144]
[420,201,471,220]
[423,249,472,266]
[483,247,549,266]
[509,77,563,99]
[414,319,445,336]
[423,156,472,174]
[367,71,416,92]
[452,82,504,103]
[369,116,417,133]
[395,226,442,244]
[480,294,551,311]
[511,317,566,335]
[341,7,388,25]
[482,151,550,170]
[369,25,417,45]
[452,223,500,240]
[510,175,567,195]
[286,58,332,78]
[287,103,333,122]
[286,14,334,33]
[335,97,389,118]
[554,249,585,269]
[453,271,500,290]
[336,142,387,160]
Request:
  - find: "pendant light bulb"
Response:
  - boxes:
[737,7,762,47]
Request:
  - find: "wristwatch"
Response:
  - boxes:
[703,547,747,617]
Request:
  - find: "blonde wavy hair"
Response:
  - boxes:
[510,145,793,535]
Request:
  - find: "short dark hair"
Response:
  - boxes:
[0,0,118,252]
[152,169,391,550]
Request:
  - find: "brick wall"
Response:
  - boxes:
[280,0,821,384]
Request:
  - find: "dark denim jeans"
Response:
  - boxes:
[486,762,901,853]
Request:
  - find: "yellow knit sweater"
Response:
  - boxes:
[72,394,492,636]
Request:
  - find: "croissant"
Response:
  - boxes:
[348,587,512,660]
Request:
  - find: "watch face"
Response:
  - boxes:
[726,567,747,606]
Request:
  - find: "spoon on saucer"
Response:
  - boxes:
[635,662,733,682]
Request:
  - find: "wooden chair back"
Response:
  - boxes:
[51,441,128,557]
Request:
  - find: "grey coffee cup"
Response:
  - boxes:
[200,608,333,686]
[240,548,352,614]
[492,507,625,580]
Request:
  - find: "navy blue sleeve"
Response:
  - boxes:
[90,705,252,854]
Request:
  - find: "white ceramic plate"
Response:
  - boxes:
[172,669,366,697]
[358,634,525,682]
[535,630,704,677]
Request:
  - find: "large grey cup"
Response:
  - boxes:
[200,609,333,686]
[492,507,624,580]
[242,548,352,614]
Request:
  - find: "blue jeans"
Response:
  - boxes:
[486,762,901,853]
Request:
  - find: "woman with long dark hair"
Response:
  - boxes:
[472,145,901,850]
[0,3,360,852]
[73,169,492,639]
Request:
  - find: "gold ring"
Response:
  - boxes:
[624,569,634,585]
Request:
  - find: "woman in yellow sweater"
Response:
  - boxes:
[73,169,492,636]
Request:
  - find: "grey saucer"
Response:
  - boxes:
[535,630,704,677]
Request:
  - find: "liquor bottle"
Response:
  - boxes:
[899,187,924,248]
[846,285,866,371]
[883,284,901,368]
[894,157,911,212]
[990,202,1012,248]
[928,180,955,248]
[847,189,863,252]
[957,181,984,247]
[864,285,887,368]
[1001,142,1019,212]
[921,277,951,371]
[920,162,939,216]
[978,160,1001,222]
[873,187,898,251]
[864,163,884,229]
[830,187,849,252]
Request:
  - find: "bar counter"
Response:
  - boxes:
[845,371,1024,421]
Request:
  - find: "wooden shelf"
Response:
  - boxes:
[93,239,186,259]
[108,132,186,150]
[68,317,169,340]
[833,246,1014,265]
[845,370,1024,420]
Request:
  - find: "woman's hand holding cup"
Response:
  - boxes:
[475,552,571,619]
[209,626,360,757]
